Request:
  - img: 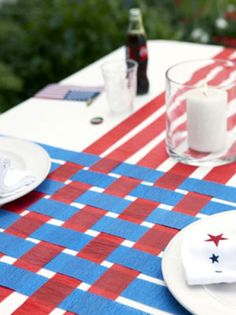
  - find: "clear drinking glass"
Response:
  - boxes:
[101,59,137,113]
[165,59,236,166]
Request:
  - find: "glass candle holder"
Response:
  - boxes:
[165,59,236,166]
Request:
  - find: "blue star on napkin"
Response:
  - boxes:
[209,254,219,264]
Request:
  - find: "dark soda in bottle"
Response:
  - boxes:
[126,8,149,95]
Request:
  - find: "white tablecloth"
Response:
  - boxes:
[0,40,222,151]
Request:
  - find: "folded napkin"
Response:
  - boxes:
[0,157,35,197]
[181,229,236,285]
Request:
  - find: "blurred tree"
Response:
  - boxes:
[0,0,128,111]
[0,62,22,111]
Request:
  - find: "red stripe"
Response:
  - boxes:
[78,232,123,263]
[167,48,234,117]
[155,163,197,189]
[89,264,139,300]
[14,241,63,272]
[48,161,83,182]
[134,224,178,255]
[104,114,165,162]
[207,67,232,86]
[0,287,13,303]
[119,199,159,224]
[174,192,211,216]
[51,181,91,204]
[13,303,51,315]
[104,176,140,197]
[204,162,236,183]
[3,191,44,214]
[84,93,165,155]
[137,141,167,168]
[13,274,80,315]
[186,47,234,85]
[213,47,235,59]
[63,206,106,232]
[5,212,49,238]
[90,158,120,174]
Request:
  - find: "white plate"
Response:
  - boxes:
[162,210,236,315]
[0,136,51,205]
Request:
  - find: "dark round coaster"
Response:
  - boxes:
[90,116,103,125]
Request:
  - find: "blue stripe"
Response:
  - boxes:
[122,278,190,315]
[50,161,61,172]
[0,209,20,228]
[108,246,163,279]
[40,144,100,166]
[180,178,236,203]
[200,200,236,215]
[130,184,184,206]
[60,289,149,315]
[76,191,131,213]
[71,170,116,188]
[29,198,79,220]
[46,253,106,284]
[147,208,198,230]
[0,233,34,258]
[35,179,64,194]
[0,262,47,295]
[92,216,148,242]
[31,224,92,251]
[113,163,163,182]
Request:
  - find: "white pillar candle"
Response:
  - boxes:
[186,86,227,152]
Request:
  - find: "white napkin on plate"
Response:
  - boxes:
[0,157,35,197]
[181,230,236,285]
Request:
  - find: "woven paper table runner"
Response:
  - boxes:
[0,47,236,315]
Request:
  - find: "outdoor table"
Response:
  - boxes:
[0,40,234,315]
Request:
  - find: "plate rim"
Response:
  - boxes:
[0,136,51,205]
[162,210,236,315]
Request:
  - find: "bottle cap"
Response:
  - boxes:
[90,116,103,125]
[129,8,141,18]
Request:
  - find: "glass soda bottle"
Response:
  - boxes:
[126,8,149,95]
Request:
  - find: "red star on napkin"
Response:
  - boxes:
[205,233,228,246]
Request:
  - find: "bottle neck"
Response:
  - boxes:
[128,16,145,34]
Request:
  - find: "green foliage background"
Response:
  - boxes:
[0,0,236,112]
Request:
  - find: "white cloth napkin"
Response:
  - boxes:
[181,230,236,285]
[0,157,35,197]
